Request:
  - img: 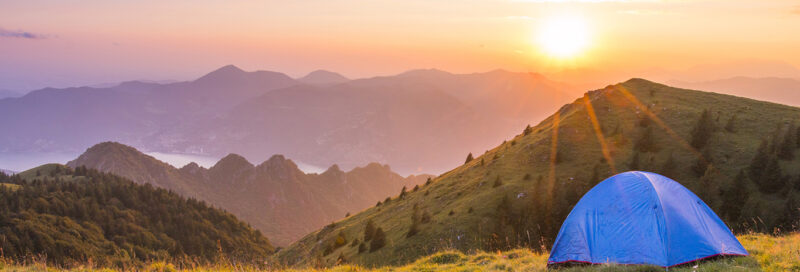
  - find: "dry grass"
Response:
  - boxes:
[2,233,797,271]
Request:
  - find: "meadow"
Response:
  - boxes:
[0,233,796,272]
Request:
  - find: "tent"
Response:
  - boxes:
[547,171,748,267]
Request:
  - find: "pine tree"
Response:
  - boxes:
[721,170,750,223]
[724,115,737,133]
[493,176,503,188]
[635,127,658,153]
[407,204,420,238]
[692,148,713,177]
[363,220,376,241]
[660,153,677,178]
[757,155,785,194]
[465,153,474,164]
[690,109,715,149]
[749,139,770,181]
[399,186,407,199]
[778,191,800,231]
[696,166,721,210]
[523,125,533,136]
[629,152,641,170]
[369,227,386,252]
[778,122,797,160]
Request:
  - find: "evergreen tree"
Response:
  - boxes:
[399,186,407,199]
[523,125,533,136]
[696,166,721,210]
[634,127,658,153]
[407,204,420,238]
[364,219,376,241]
[660,153,678,178]
[749,139,770,181]
[724,114,737,133]
[778,122,797,160]
[757,155,785,194]
[465,153,474,164]
[690,109,715,149]
[778,191,800,231]
[692,148,713,177]
[493,176,503,188]
[721,170,750,223]
[629,152,641,170]
[369,227,386,252]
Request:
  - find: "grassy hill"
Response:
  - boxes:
[278,78,800,267]
[0,165,272,268]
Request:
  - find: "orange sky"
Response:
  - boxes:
[1,0,800,90]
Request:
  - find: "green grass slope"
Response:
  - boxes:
[278,78,800,267]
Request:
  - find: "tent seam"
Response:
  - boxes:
[637,172,670,266]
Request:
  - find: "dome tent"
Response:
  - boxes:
[547,171,747,267]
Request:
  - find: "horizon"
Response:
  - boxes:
[3,0,800,91]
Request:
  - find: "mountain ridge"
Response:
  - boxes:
[67,141,431,246]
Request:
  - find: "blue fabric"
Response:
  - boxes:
[547,171,748,267]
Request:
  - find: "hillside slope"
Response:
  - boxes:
[0,165,272,268]
[278,78,800,267]
[67,142,430,246]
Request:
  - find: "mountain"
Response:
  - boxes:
[67,142,431,246]
[0,168,15,175]
[668,76,800,107]
[0,66,577,175]
[278,78,800,267]
[298,70,349,85]
[149,68,579,174]
[0,89,20,99]
[0,65,296,153]
[0,164,272,268]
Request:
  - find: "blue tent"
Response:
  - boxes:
[548,171,748,267]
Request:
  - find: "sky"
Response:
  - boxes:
[1,0,800,91]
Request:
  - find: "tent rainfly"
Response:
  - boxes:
[547,171,748,267]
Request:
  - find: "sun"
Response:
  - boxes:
[537,15,591,58]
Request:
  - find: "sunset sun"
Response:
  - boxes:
[537,15,591,58]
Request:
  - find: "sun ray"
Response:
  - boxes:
[583,94,617,174]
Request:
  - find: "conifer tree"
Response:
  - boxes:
[690,109,715,149]
[407,204,420,238]
[465,153,474,164]
[692,148,713,177]
[660,153,677,178]
[629,152,641,170]
[757,155,785,194]
[399,186,407,199]
[364,220,376,241]
[696,166,721,209]
[523,125,533,136]
[369,227,386,252]
[778,122,797,160]
[749,139,770,181]
[722,170,750,223]
[635,127,658,153]
[724,114,737,133]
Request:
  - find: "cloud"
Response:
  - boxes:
[0,28,46,39]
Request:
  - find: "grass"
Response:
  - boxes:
[0,233,797,271]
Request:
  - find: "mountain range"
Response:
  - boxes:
[278,78,800,267]
[66,142,430,246]
[0,65,578,175]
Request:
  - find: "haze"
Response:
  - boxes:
[2,0,800,91]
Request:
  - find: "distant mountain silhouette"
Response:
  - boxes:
[668,76,800,107]
[298,69,349,85]
[67,142,430,246]
[0,66,578,174]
